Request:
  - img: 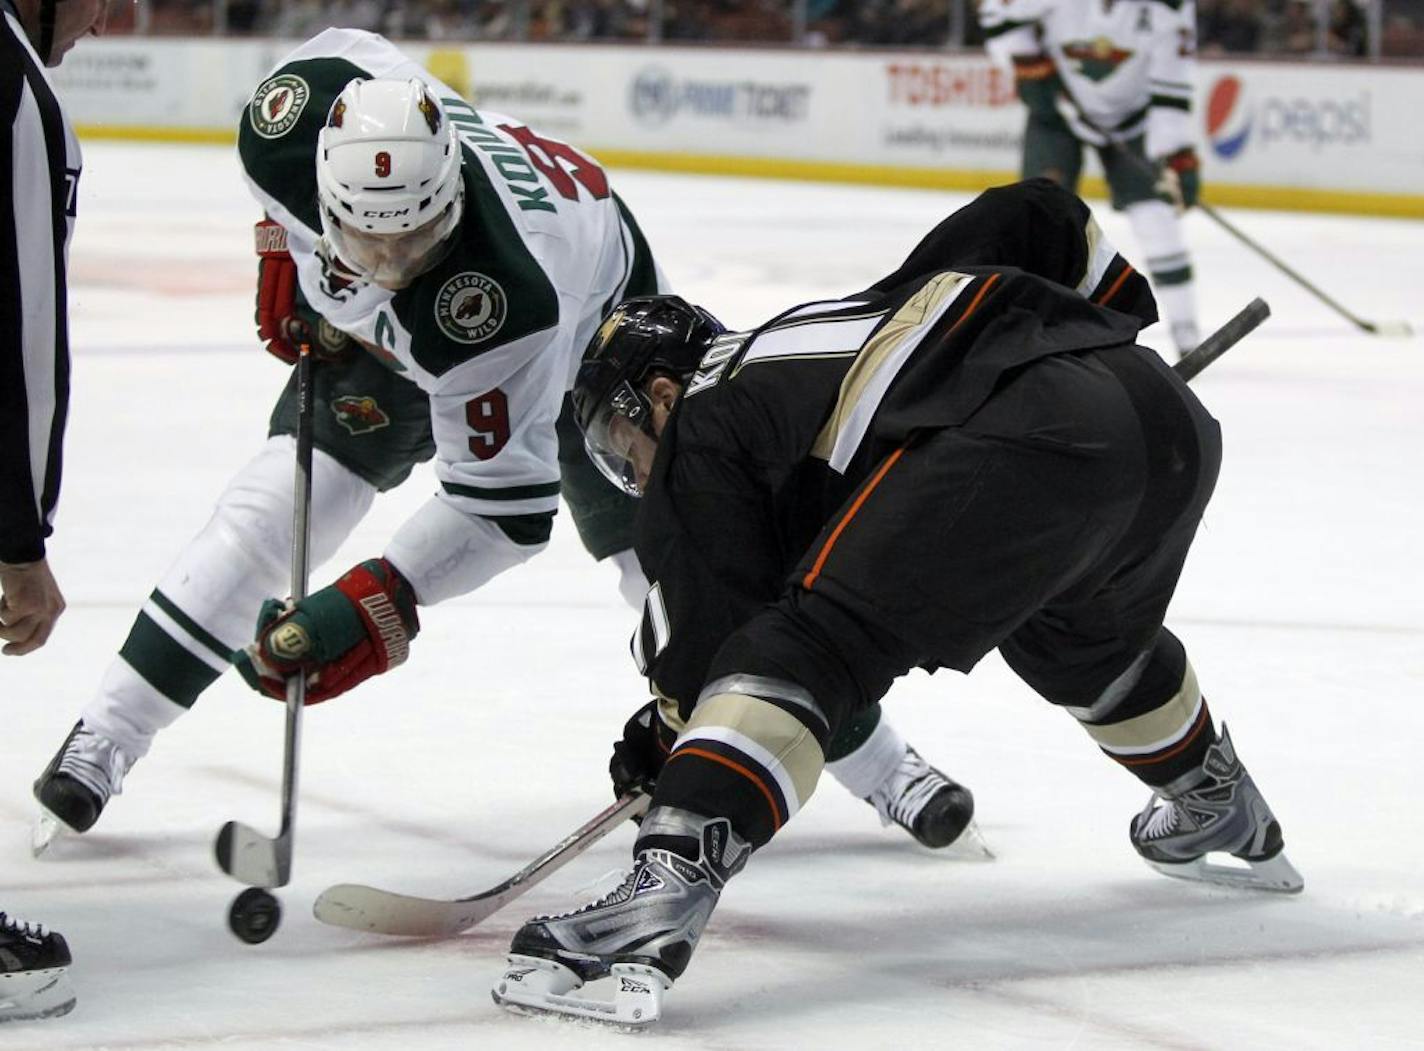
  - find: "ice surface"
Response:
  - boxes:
[1,143,1422,1050]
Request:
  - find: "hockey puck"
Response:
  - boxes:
[228,887,282,944]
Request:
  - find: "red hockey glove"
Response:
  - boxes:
[254,218,353,365]
[1155,147,1201,213]
[609,699,678,805]
[1012,53,1063,122]
[234,558,420,704]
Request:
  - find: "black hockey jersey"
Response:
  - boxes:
[630,181,1155,713]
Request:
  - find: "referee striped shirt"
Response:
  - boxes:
[1,0,81,564]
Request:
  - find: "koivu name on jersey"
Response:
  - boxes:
[686,332,750,397]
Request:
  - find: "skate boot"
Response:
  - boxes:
[1130,725,1302,893]
[33,721,137,846]
[0,911,76,1023]
[493,808,750,1028]
[866,747,986,854]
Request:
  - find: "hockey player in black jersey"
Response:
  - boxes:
[492,180,1301,1027]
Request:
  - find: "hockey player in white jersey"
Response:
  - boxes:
[978,0,1203,355]
[32,29,974,856]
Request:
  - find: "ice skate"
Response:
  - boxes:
[493,809,749,1028]
[1130,725,1302,893]
[0,912,76,1023]
[866,747,991,858]
[32,721,137,853]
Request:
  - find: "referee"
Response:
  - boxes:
[2,0,109,1023]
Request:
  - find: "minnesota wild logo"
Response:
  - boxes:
[331,395,391,436]
[435,272,507,344]
[1061,37,1134,82]
[250,74,310,139]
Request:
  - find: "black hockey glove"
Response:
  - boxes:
[609,699,676,804]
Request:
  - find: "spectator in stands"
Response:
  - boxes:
[1198,0,1263,54]
[1327,0,1367,55]
[1273,0,1318,53]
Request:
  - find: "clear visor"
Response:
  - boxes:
[325,201,458,290]
[583,380,658,497]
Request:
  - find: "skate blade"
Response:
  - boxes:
[944,819,996,861]
[0,969,77,1023]
[1148,849,1304,894]
[493,955,667,1029]
[30,811,69,859]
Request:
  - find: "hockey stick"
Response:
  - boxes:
[307,297,1262,936]
[1174,296,1270,382]
[214,346,316,889]
[1052,83,1411,338]
[312,791,650,937]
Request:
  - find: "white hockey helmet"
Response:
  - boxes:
[315,77,464,289]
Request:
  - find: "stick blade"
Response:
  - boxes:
[1365,320,1414,339]
[215,820,290,889]
[313,883,511,937]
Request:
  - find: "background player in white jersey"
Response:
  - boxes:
[978,0,1203,355]
[31,29,970,855]
[2,0,113,1022]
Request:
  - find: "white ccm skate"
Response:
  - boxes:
[1130,725,1303,893]
[493,809,748,1029]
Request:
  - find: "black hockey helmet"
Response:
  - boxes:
[573,295,725,495]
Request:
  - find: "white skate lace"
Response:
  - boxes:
[55,726,134,805]
[1137,796,1181,841]
[533,866,640,922]
[0,911,49,939]
[869,749,951,831]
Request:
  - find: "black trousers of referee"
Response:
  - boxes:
[709,342,1223,752]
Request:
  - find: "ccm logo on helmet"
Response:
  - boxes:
[363,208,412,219]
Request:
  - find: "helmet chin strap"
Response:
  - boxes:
[38,0,58,64]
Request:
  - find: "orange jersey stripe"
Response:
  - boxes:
[801,273,1001,591]
[802,446,906,590]
[1095,263,1136,308]
[669,746,784,832]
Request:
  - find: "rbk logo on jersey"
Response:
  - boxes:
[331,395,391,436]
[1061,38,1134,82]
[249,74,310,139]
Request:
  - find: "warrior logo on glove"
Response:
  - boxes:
[234,558,419,704]
[267,620,313,661]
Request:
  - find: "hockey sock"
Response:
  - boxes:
[1125,200,1198,351]
[824,701,881,762]
[826,712,906,798]
[81,438,375,750]
[642,682,826,852]
[1072,631,1216,788]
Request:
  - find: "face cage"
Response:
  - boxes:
[583,379,658,497]
[322,184,463,290]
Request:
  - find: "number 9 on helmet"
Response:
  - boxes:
[315,78,464,290]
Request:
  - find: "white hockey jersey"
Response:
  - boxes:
[238,30,664,603]
[979,0,1196,158]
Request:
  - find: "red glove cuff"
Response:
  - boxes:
[1167,148,1200,174]
[332,559,420,676]
[1011,54,1056,82]
[255,219,302,364]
